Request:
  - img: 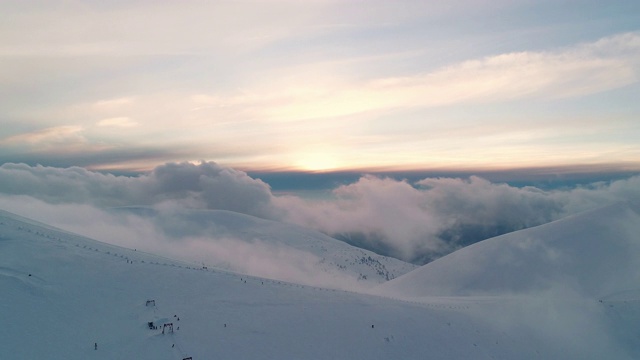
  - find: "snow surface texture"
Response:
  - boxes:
[2,204,639,359]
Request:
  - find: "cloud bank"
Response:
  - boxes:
[274,176,560,262]
[0,161,275,218]
[278,174,640,263]
[1,162,639,266]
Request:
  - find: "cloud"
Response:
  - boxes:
[274,176,564,263]
[0,195,367,290]
[0,161,276,218]
[149,162,276,217]
[1,126,86,147]
[275,174,640,263]
[2,31,639,173]
[195,32,640,122]
[92,97,135,109]
[0,1,330,58]
[1,162,639,266]
[553,175,640,214]
[97,117,138,128]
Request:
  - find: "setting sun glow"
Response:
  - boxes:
[295,152,341,172]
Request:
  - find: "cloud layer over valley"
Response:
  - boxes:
[1,161,639,267]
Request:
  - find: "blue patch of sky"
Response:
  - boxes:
[414,1,640,56]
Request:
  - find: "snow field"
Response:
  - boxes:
[2,206,640,359]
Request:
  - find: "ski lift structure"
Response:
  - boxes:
[162,323,174,334]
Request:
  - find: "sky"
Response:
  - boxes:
[1,1,640,264]
[1,0,640,176]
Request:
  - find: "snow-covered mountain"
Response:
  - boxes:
[2,205,639,359]
[110,207,417,287]
[374,201,640,299]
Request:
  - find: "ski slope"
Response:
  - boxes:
[1,206,639,359]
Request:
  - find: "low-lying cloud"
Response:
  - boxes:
[278,174,640,263]
[0,195,369,290]
[1,161,639,267]
[275,176,567,263]
[0,161,276,218]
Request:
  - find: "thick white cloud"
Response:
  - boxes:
[0,161,275,218]
[274,176,563,262]
[275,174,640,263]
[1,162,639,265]
[147,162,275,217]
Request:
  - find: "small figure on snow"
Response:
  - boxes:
[94,342,97,350]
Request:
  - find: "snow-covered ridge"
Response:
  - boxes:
[2,207,639,359]
[110,206,417,287]
[375,201,640,299]
[0,209,198,269]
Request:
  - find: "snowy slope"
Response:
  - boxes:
[2,208,639,359]
[110,207,417,287]
[375,201,640,299]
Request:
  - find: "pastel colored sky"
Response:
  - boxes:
[1,0,639,174]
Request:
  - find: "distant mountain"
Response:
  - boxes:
[375,201,640,299]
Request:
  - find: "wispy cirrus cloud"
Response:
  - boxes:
[1,126,87,148]
[1,0,639,173]
[194,32,640,123]
[97,117,138,128]
[92,97,135,109]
